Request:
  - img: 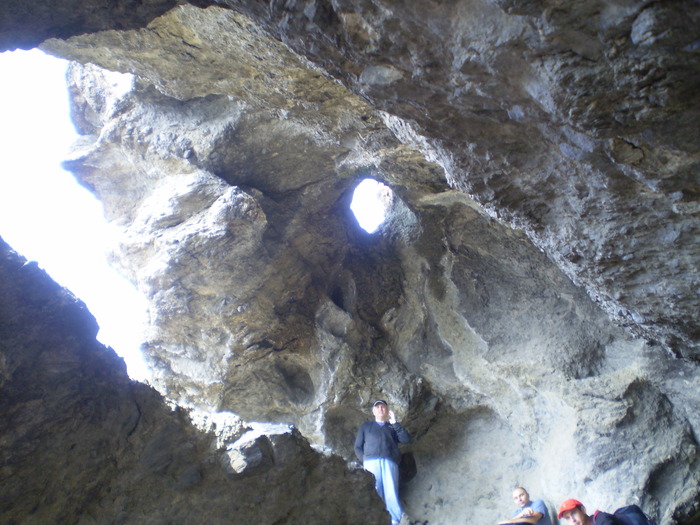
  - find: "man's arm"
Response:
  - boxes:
[497,515,542,525]
[392,422,410,443]
[388,410,410,443]
[353,424,366,461]
[497,506,543,525]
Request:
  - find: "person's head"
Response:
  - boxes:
[558,499,590,525]
[512,487,531,508]
[372,399,389,422]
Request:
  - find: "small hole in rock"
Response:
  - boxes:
[350,178,393,233]
[330,286,345,310]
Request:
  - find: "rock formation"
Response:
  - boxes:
[0,238,389,524]
[1,1,699,524]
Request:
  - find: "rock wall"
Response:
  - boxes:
[228,0,700,360]
[0,237,389,525]
[1,1,699,524]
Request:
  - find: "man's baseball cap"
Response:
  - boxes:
[558,499,584,519]
[373,399,388,407]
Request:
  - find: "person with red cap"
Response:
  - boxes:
[557,499,598,525]
[557,498,655,525]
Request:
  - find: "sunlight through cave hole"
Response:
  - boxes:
[0,48,151,381]
[350,178,394,234]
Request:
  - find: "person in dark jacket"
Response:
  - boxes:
[354,399,410,525]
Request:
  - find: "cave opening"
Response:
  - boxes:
[350,177,394,233]
[0,48,150,381]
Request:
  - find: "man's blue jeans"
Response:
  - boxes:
[363,458,402,524]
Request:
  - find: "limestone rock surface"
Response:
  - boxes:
[0,1,699,525]
[225,0,700,360]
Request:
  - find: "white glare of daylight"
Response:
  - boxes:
[0,49,151,381]
[350,178,393,233]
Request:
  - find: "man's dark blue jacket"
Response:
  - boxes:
[354,421,410,465]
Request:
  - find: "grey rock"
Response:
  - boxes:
[0,1,698,524]
[0,237,391,525]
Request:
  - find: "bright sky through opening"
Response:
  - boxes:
[350,178,392,233]
[0,49,150,381]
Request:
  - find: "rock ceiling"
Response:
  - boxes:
[1,1,699,524]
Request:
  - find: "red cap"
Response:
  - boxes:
[558,499,584,519]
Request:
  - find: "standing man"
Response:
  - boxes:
[498,487,552,525]
[354,399,411,525]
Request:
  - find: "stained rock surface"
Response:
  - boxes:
[0,1,699,525]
